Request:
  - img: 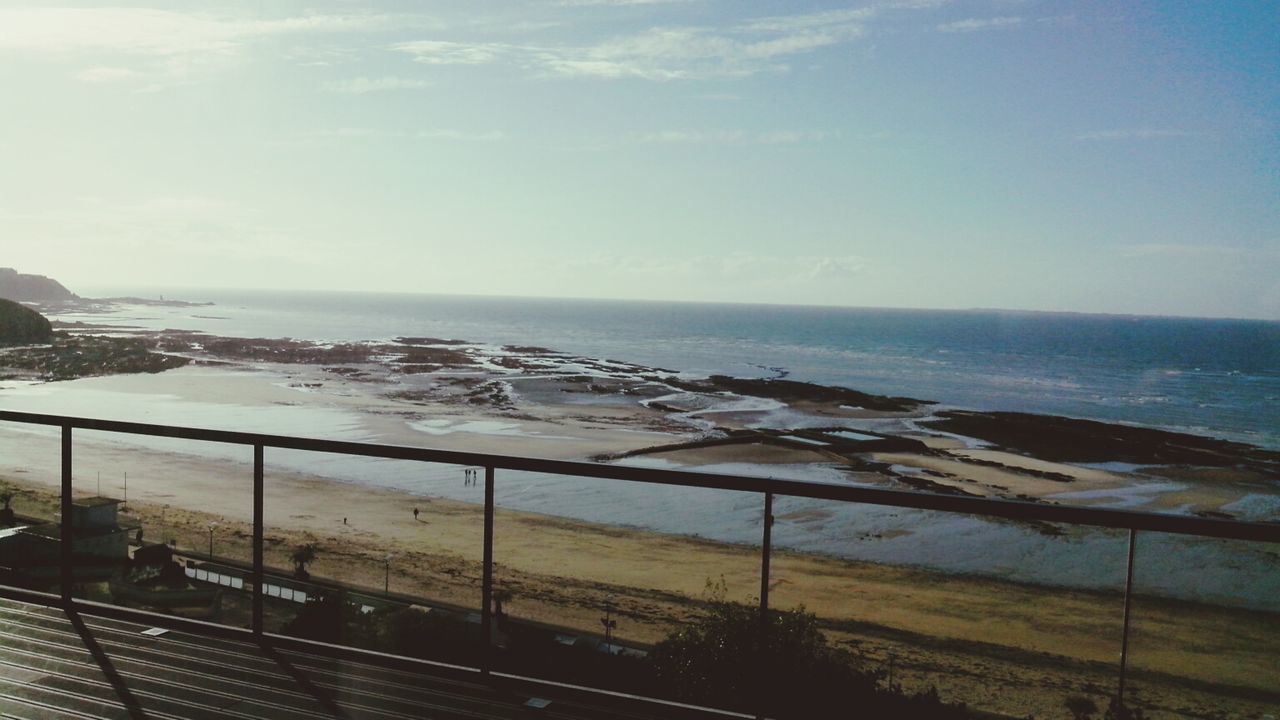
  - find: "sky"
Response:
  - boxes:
[0,1,1277,319]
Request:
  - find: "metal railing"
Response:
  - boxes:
[2,409,1278,715]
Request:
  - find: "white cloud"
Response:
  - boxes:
[0,8,428,90]
[413,129,506,141]
[733,8,876,35]
[937,16,1022,33]
[560,253,868,284]
[0,8,404,55]
[803,256,867,280]
[0,195,320,264]
[74,66,141,83]
[636,129,835,144]
[323,76,429,94]
[393,1,942,81]
[289,127,506,143]
[391,40,512,65]
[556,0,696,6]
[757,129,837,144]
[1075,129,1199,141]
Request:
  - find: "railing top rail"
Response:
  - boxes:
[2,410,1277,544]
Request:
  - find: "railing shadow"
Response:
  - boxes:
[66,609,148,720]
[257,641,351,719]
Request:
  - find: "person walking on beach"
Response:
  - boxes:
[413,507,419,521]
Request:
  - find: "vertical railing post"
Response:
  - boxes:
[759,492,773,621]
[757,491,774,720]
[1117,528,1138,708]
[60,424,73,604]
[481,465,495,676]
[252,444,264,637]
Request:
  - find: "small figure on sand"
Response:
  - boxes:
[413,507,419,521]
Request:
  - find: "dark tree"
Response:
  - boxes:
[290,543,317,580]
[648,594,968,719]
[281,589,377,647]
[0,485,14,526]
[1066,695,1099,720]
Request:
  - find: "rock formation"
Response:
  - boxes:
[0,268,78,303]
[0,298,54,345]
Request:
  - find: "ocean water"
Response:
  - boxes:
[63,289,1280,449]
[9,290,1279,606]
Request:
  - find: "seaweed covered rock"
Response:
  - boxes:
[0,298,53,345]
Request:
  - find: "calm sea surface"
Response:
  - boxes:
[70,289,1280,449]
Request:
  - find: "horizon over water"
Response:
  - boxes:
[80,282,1280,323]
[64,286,1280,450]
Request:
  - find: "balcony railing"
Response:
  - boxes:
[1,409,1277,717]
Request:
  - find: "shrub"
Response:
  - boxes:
[648,590,968,719]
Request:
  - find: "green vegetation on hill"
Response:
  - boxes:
[0,298,53,345]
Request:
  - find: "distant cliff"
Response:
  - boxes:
[0,268,78,303]
[0,298,54,345]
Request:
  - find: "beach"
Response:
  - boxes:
[2,351,1279,718]
[2,456,1276,719]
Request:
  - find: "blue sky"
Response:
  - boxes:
[1,1,1277,318]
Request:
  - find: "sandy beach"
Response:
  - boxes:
[2,347,1278,719]
[2,457,1277,719]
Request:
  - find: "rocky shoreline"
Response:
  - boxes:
[2,296,1276,522]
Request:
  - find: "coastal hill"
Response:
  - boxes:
[0,298,54,345]
[0,268,77,304]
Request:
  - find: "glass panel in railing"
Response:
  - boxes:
[264,451,485,665]
[491,466,763,702]
[0,418,64,594]
[768,493,1130,720]
[1122,531,1280,720]
[66,429,253,628]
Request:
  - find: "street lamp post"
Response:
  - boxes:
[207,522,217,559]
[601,603,617,652]
[384,553,393,596]
[887,647,897,691]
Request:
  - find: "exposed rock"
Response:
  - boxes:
[922,410,1280,472]
[396,337,469,346]
[0,335,188,380]
[0,298,53,345]
[101,296,213,308]
[502,345,562,355]
[0,268,77,303]
[396,346,475,366]
[664,375,930,413]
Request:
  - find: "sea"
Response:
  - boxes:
[6,289,1279,608]
[60,288,1280,449]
